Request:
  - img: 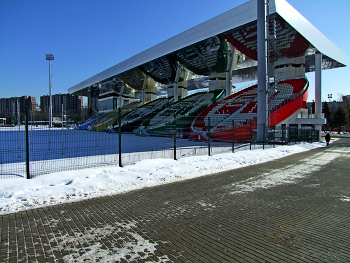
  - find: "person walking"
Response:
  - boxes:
[325,132,331,146]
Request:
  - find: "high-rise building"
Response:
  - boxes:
[40,93,83,115]
[0,96,36,124]
[0,96,36,116]
[40,95,50,113]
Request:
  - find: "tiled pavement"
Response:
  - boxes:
[1,138,350,262]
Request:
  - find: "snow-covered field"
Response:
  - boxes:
[0,138,331,215]
[1,126,232,177]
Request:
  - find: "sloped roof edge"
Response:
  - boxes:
[275,0,348,67]
[69,0,263,94]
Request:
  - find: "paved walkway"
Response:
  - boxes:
[1,138,350,262]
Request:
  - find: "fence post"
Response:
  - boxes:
[232,120,234,153]
[61,106,64,155]
[300,127,303,141]
[118,107,122,167]
[208,117,211,156]
[250,122,252,150]
[263,123,265,150]
[288,126,291,145]
[309,129,311,143]
[174,114,177,160]
[297,127,299,142]
[25,99,30,179]
[273,125,275,148]
[311,129,313,143]
[17,108,21,157]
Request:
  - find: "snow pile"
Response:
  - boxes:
[0,141,327,215]
[341,196,350,202]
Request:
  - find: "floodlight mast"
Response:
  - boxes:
[328,94,332,103]
[46,54,54,128]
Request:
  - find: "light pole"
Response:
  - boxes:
[328,94,332,103]
[46,54,54,128]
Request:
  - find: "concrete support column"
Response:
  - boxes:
[141,75,147,105]
[173,63,182,102]
[315,53,322,115]
[119,84,126,108]
[225,72,232,97]
[173,84,178,102]
[119,96,123,109]
[225,46,235,97]
[315,52,322,140]
[257,0,267,141]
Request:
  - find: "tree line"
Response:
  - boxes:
[321,96,350,133]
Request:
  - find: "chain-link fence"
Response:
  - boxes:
[0,100,320,179]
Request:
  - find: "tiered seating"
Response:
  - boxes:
[193,104,217,130]
[91,111,118,131]
[148,92,206,127]
[251,103,258,113]
[77,112,107,130]
[281,79,307,93]
[216,103,243,115]
[268,82,294,113]
[79,114,96,126]
[221,99,257,126]
[121,98,168,123]
[193,84,259,129]
[144,89,225,136]
[240,101,257,113]
[191,78,308,140]
[108,98,171,133]
[91,101,140,131]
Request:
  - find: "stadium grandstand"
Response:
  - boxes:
[69,0,348,141]
[140,89,225,137]
[106,97,171,133]
[88,101,140,132]
[191,77,308,141]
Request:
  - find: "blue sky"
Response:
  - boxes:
[0,0,349,105]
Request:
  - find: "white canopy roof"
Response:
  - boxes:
[69,0,348,95]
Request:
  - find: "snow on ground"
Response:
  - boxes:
[0,140,331,215]
[51,220,166,263]
[228,149,340,195]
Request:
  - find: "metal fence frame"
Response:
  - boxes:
[0,100,320,179]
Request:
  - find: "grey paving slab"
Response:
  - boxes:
[1,138,349,262]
